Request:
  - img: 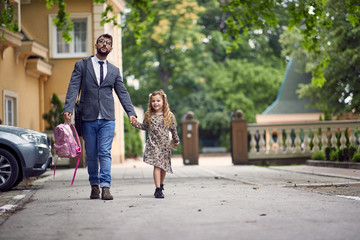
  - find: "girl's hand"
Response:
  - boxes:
[170,140,178,150]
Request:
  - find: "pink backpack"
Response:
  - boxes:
[53,120,81,185]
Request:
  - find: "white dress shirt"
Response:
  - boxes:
[91,56,108,119]
[92,56,108,86]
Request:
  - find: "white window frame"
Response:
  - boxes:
[48,13,92,59]
[3,90,18,126]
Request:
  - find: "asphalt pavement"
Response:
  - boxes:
[0,155,360,240]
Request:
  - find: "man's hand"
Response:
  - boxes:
[64,112,72,120]
[129,116,137,126]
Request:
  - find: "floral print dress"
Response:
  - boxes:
[136,113,180,173]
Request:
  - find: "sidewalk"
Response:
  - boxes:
[112,155,360,181]
[42,154,360,185]
[2,155,360,240]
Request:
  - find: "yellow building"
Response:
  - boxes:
[0,0,128,164]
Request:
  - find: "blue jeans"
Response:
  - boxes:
[82,120,115,188]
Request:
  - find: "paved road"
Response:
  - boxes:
[1,156,360,240]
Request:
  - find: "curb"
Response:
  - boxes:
[0,187,38,226]
[307,160,360,169]
[269,166,360,181]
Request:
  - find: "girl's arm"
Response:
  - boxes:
[135,118,149,130]
[170,115,180,146]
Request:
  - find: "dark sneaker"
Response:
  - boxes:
[102,187,113,200]
[160,184,164,191]
[154,188,164,198]
[90,185,100,199]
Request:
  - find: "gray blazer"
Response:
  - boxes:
[63,56,137,121]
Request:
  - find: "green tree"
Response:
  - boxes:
[170,87,231,148]
[123,0,287,149]
[204,59,283,123]
[42,93,65,130]
[123,1,237,148]
[281,0,360,116]
[123,0,207,89]
[220,0,359,86]
[3,0,358,89]
[124,115,143,158]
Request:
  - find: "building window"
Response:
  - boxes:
[3,90,18,126]
[49,13,92,58]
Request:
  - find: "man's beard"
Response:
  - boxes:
[97,47,110,57]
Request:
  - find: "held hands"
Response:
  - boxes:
[130,116,137,126]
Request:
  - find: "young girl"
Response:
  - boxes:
[134,90,180,198]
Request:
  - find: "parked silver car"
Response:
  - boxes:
[0,125,52,191]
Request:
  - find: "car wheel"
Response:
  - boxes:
[11,173,23,189]
[0,149,20,191]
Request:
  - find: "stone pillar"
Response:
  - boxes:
[231,110,248,165]
[181,111,199,165]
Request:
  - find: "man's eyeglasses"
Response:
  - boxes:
[98,39,112,45]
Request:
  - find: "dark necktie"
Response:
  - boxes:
[99,61,104,85]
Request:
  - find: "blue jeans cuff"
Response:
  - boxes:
[100,182,110,188]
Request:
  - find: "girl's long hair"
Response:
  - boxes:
[144,89,174,127]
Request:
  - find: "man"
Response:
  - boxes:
[63,33,137,200]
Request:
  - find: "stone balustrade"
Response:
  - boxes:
[247,120,360,161]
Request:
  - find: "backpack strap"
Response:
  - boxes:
[69,122,82,185]
[53,157,57,179]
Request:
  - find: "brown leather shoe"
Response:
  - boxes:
[90,185,100,199]
[101,187,113,200]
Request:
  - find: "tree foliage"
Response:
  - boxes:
[204,59,283,123]
[45,0,73,42]
[281,0,360,116]
[2,0,358,86]
[217,0,359,86]
[124,115,143,158]
[0,0,19,39]
[123,0,207,89]
[42,93,65,130]
[122,0,287,149]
